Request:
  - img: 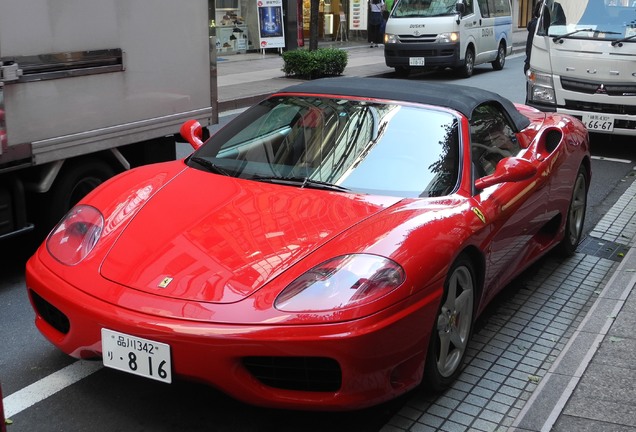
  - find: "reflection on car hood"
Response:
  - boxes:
[100,170,399,303]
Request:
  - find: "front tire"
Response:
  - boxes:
[556,165,588,256]
[424,255,476,391]
[457,47,475,78]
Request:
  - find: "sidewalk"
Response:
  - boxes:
[509,179,636,432]
[215,29,636,432]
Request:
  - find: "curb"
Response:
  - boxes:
[509,179,636,431]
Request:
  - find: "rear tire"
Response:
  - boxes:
[424,255,476,391]
[556,165,588,256]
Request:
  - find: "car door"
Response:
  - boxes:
[469,103,550,301]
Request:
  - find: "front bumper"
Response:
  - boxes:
[384,42,461,69]
[527,73,636,136]
[25,252,440,411]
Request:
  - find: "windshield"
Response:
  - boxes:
[188,96,461,198]
[391,0,457,18]
[542,0,636,41]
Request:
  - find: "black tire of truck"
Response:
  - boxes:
[37,158,115,237]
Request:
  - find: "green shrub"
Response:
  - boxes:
[282,48,348,79]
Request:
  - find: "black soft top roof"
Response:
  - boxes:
[276,77,531,132]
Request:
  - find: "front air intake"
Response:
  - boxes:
[243,356,342,392]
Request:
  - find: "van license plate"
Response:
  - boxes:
[409,57,425,66]
[582,113,614,132]
[101,328,172,383]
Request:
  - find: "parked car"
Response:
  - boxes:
[26,77,590,411]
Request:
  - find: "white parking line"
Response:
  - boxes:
[3,361,102,418]
[591,155,633,164]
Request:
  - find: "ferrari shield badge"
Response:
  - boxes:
[472,208,486,224]
[158,277,173,288]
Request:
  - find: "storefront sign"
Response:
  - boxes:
[257,0,286,48]
[349,0,367,30]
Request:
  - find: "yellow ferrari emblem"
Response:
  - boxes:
[158,277,173,288]
[472,208,486,224]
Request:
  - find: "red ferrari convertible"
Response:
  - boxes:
[26,77,590,410]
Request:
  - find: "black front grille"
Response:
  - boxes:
[398,34,437,43]
[564,99,636,116]
[30,290,70,334]
[561,77,636,96]
[243,356,342,392]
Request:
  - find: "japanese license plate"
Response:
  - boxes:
[101,328,172,383]
[582,113,614,132]
[409,57,425,66]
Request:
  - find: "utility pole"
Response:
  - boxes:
[309,0,320,50]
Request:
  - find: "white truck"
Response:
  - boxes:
[0,0,217,241]
[526,0,636,136]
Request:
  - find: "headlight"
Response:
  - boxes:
[436,32,458,43]
[46,205,104,266]
[275,254,405,312]
[527,70,556,104]
[385,33,399,44]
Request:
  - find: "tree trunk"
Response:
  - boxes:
[309,0,320,50]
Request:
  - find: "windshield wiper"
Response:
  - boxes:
[189,156,231,176]
[252,175,350,192]
[552,28,595,43]
[612,33,636,47]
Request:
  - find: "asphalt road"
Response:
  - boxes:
[2,55,636,432]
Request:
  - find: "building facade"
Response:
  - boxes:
[212,0,533,55]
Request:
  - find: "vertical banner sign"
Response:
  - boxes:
[349,0,367,31]
[257,0,286,49]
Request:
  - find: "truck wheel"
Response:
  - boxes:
[491,42,506,70]
[458,47,475,78]
[39,158,115,234]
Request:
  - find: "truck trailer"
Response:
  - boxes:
[0,0,217,242]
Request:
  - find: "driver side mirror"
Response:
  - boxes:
[180,119,205,150]
[475,157,537,190]
[455,2,465,23]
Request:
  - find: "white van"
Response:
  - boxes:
[384,0,513,77]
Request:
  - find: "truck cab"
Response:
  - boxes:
[526,0,636,136]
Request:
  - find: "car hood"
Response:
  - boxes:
[100,170,399,303]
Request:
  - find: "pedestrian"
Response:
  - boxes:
[368,0,385,47]
[524,2,542,74]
